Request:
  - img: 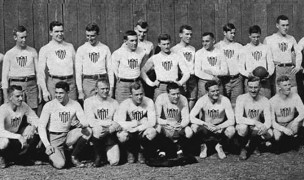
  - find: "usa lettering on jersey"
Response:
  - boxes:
[183,52,192,61]
[11,116,22,127]
[247,109,259,119]
[55,50,66,60]
[131,110,144,121]
[278,42,288,52]
[128,58,138,69]
[97,108,108,120]
[208,109,220,119]
[207,56,217,66]
[16,56,27,67]
[252,51,262,61]
[280,107,291,117]
[224,49,234,59]
[59,111,70,123]
[162,61,173,71]
[167,108,179,119]
[89,52,100,63]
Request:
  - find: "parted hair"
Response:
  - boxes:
[13,25,27,36]
[276,75,290,85]
[55,81,70,92]
[136,19,148,29]
[123,30,137,40]
[49,21,63,31]
[86,23,100,35]
[276,15,289,24]
[223,23,236,32]
[129,82,142,93]
[205,80,219,91]
[179,25,192,33]
[202,32,215,39]
[249,25,261,34]
[8,85,22,97]
[166,82,180,93]
[158,34,171,43]
[247,76,260,84]
[95,78,110,88]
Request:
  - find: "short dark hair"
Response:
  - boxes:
[158,34,171,43]
[276,75,290,85]
[86,23,100,35]
[276,15,289,24]
[8,85,22,97]
[166,82,180,93]
[249,25,261,35]
[205,80,218,91]
[179,25,192,33]
[55,81,69,92]
[13,25,27,36]
[129,82,142,93]
[123,30,137,40]
[49,21,63,31]
[135,19,148,29]
[202,32,215,39]
[223,23,236,32]
[247,76,260,85]
[96,78,110,88]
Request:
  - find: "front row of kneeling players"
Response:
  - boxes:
[0,74,303,168]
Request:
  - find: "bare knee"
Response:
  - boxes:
[0,138,9,150]
[81,127,92,140]
[51,158,65,169]
[190,124,199,133]
[116,131,129,143]
[273,129,282,141]
[224,126,236,139]
[185,126,193,138]
[144,128,157,141]
[236,124,248,137]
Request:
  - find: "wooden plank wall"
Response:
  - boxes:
[0,0,303,53]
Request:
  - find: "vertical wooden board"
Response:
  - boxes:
[188,0,202,50]
[33,0,48,50]
[3,0,19,51]
[133,0,147,25]
[201,2,215,35]
[254,3,268,41]
[241,0,254,45]
[266,2,280,35]
[48,0,63,27]
[214,0,227,42]
[161,0,175,44]
[106,0,120,51]
[64,0,78,48]
[77,0,91,47]
[19,0,34,47]
[280,3,294,36]
[120,0,133,33]
[91,0,107,43]
[0,0,4,52]
[227,2,242,44]
[294,1,304,41]
[146,0,161,47]
[174,0,189,44]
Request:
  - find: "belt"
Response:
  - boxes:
[49,74,73,80]
[83,74,107,80]
[49,131,66,135]
[119,77,140,82]
[158,80,172,84]
[10,76,36,82]
[222,74,239,79]
[277,63,294,67]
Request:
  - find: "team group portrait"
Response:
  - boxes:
[1,0,304,179]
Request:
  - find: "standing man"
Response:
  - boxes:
[75,23,113,100]
[38,21,77,102]
[240,25,275,98]
[141,34,190,100]
[134,20,154,58]
[114,82,157,163]
[215,23,243,108]
[0,53,5,104]
[190,80,235,159]
[84,79,121,167]
[0,85,39,168]
[235,76,272,160]
[112,30,147,103]
[264,15,302,93]
[171,25,197,109]
[39,81,91,169]
[2,26,40,111]
[195,32,228,98]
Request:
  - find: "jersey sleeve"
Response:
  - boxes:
[180,96,190,127]
[38,46,48,94]
[75,47,84,92]
[2,52,11,89]
[24,103,39,128]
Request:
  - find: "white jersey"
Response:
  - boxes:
[171,44,196,74]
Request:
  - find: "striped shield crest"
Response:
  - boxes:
[59,112,70,123]
[11,116,21,127]
[224,49,234,59]
[280,107,291,117]
[128,58,138,69]
[252,51,262,61]
[207,56,217,66]
[132,111,144,121]
[16,56,27,67]
[208,109,220,119]
[247,109,259,119]
[162,61,173,71]
[55,49,67,60]
[278,42,288,52]
[89,52,100,63]
[183,52,192,61]
[97,108,109,120]
[167,108,179,119]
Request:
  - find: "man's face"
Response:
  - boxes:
[50,25,64,43]
[249,33,261,46]
[158,39,171,53]
[131,88,144,105]
[180,29,192,44]
[247,81,260,98]
[10,89,23,107]
[276,19,289,36]
[202,35,215,50]
[96,81,109,99]
[134,25,148,41]
[125,35,138,51]
[86,30,98,46]
[207,85,220,101]
[14,31,27,48]
[55,88,69,104]
[168,88,180,104]
[224,29,236,42]
[278,80,291,95]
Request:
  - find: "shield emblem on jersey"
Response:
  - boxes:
[59,112,70,123]
[162,61,173,71]
[248,109,259,119]
[55,49,66,60]
[132,111,144,121]
[278,42,288,52]
[16,56,27,67]
[89,52,100,63]
[208,109,219,119]
[128,58,138,69]
[280,107,291,117]
[97,108,109,120]
[252,51,262,61]
[183,52,192,61]
[167,108,178,119]
[207,57,217,66]
[11,117,21,127]
[224,49,234,59]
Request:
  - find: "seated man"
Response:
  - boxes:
[235,76,273,160]
[0,85,39,168]
[270,75,304,152]
[114,82,157,164]
[155,82,193,158]
[190,80,235,159]
[84,79,121,167]
[39,81,91,169]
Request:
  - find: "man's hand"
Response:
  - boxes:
[290,66,300,76]
[43,91,51,102]
[127,127,138,133]
[18,135,28,149]
[283,128,294,136]
[45,145,55,155]
[153,80,160,87]
[204,123,216,132]
[78,91,85,100]
[257,124,268,136]
[22,126,36,139]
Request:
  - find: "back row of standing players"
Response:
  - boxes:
[1,14,304,168]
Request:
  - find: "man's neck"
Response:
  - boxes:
[223,38,233,44]
[250,42,260,46]
[61,98,69,106]
[9,102,18,112]
[89,41,99,47]
[278,91,289,99]
[276,32,287,37]
[97,95,108,102]
[161,51,171,55]
[208,96,217,104]
[51,39,63,44]
[179,41,188,47]
[15,44,26,50]
[206,46,215,52]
